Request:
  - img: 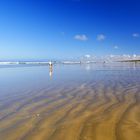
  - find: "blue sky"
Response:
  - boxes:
[0,0,140,60]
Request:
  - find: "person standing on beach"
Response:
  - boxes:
[49,61,53,78]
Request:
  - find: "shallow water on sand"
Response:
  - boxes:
[0,63,140,140]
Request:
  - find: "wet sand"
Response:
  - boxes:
[0,64,140,140]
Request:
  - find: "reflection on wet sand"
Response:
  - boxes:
[0,64,140,140]
[49,63,53,78]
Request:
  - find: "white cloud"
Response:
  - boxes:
[74,34,88,41]
[85,54,91,58]
[132,33,139,38]
[97,34,106,41]
[114,45,119,49]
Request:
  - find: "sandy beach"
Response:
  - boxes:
[0,64,140,140]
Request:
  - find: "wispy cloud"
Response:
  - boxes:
[61,32,65,35]
[132,33,139,38]
[74,34,88,41]
[97,34,106,41]
[114,45,119,49]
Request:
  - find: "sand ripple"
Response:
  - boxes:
[0,79,140,140]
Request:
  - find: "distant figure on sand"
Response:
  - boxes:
[49,61,53,78]
[49,61,53,67]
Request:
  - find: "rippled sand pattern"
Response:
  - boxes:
[0,66,140,140]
